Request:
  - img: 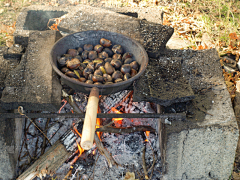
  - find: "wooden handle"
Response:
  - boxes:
[81,87,99,150]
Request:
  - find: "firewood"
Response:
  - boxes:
[17,140,71,180]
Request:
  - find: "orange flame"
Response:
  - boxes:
[76,140,84,157]
[145,131,150,142]
[111,107,123,124]
[96,106,101,139]
[73,126,82,138]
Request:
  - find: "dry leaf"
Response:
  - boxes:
[229,32,238,40]
[6,39,13,47]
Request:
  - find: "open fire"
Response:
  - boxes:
[16,90,162,180]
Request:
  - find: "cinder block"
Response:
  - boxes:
[13,5,70,47]
[159,49,239,179]
[1,30,62,111]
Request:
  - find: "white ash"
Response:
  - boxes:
[74,132,162,180]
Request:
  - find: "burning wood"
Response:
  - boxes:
[17,90,164,179]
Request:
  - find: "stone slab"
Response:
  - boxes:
[0,30,62,111]
[158,49,239,179]
[133,57,195,106]
[57,5,174,58]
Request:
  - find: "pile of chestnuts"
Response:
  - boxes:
[57,38,140,85]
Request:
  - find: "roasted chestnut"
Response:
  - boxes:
[92,75,104,82]
[103,74,113,82]
[80,63,87,69]
[88,74,93,81]
[77,47,83,54]
[61,67,70,73]
[103,48,114,57]
[112,54,122,60]
[81,50,89,60]
[79,77,86,82]
[124,58,134,64]
[115,78,123,83]
[83,67,93,78]
[123,73,131,81]
[104,62,114,75]
[87,62,95,70]
[65,71,78,78]
[105,82,113,84]
[94,44,103,53]
[83,44,93,51]
[130,61,139,71]
[88,51,98,60]
[131,69,137,76]
[83,59,91,64]
[66,58,81,69]
[112,45,123,54]
[86,80,93,84]
[94,69,103,76]
[95,62,104,69]
[58,57,68,67]
[94,82,102,85]
[104,58,112,63]
[110,59,122,69]
[122,52,133,61]
[112,70,123,81]
[67,49,78,57]
[98,51,109,59]
[100,38,112,47]
[121,64,131,74]
[74,55,83,63]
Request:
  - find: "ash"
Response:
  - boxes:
[85,132,162,180]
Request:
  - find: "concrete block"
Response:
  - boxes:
[13,5,72,47]
[159,49,239,179]
[1,30,62,111]
[57,5,174,58]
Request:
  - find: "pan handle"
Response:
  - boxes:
[81,87,99,150]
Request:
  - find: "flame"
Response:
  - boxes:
[145,131,150,137]
[73,126,82,138]
[96,106,101,139]
[145,131,150,142]
[76,140,84,157]
[111,107,123,124]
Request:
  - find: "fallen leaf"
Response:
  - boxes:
[229,32,238,40]
[0,9,4,14]
[6,39,13,47]
[197,45,204,50]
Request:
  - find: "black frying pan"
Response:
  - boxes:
[50,30,149,150]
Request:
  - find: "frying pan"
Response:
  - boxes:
[50,30,149,150]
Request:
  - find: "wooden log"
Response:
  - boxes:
[81,87,99,150]
[17,140,71,180]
